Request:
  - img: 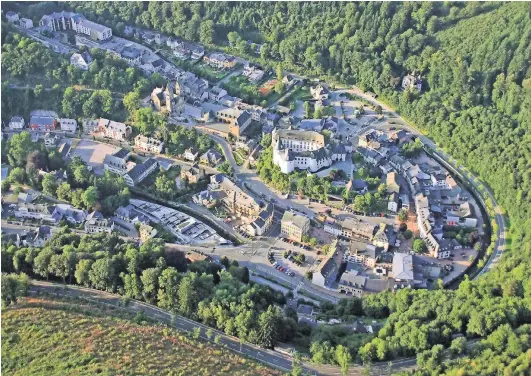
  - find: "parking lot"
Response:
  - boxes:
[71,139,119,175]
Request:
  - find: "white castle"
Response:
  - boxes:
[272,128,350,174]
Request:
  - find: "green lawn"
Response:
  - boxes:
[1,297,280,376]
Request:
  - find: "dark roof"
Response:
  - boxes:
[113,148,130,159]
[127,158,158,182]
[59,143,71,159]
[212,173,224,183]
[236,111,252,126]
[81,51,93,64]
[152,59,164,68]
[122,47,142,59]
[259,203,274,220]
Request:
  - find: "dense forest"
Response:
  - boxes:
[2,1,531,373]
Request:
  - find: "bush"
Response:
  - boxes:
[403,230,413,240]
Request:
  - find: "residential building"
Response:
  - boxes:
[51,204,87,224]
[39,12,112,40]
[312,239,344,288]
[104,148,131,175]
[134,135,164,154]
[199,148,224,166]
[386,172,400,194]
[281,211,310,242]
[58,118,77,132]
[14,203,54,222]
[82,119,98,135]
[243,64,265,82]
[6,11,19,23]
[272,128,347,174]
[123,158,158,187]
[58,143,72,160]
[402,74,422,92]
[115,205,150,225]
[210,174,261,219]
[24,226,52,248]
[345,242,381,268]
[8,116,25,130]
[98,118,132,140]
[190,45,205,60]
[19,18,33,28]
[246,203,274,236]
[121,46,142,64]
[388,193,399,213]
[183,147,199,161]
[84,211,114,233]
[214,108,252,138]
[338,268,367,297]
[310,84,329,100]
[175,73,209,100]
[139,224,158,242]
[181,164,205,184]
[208,86,228,102]
[203,52,237,69]
[29,115,56,131]
[151,86,174,114]
[70,51,93,70]
[282,74,297,87]
[324,217,376,242]
[345,179,368,194]
[44,132,59,147]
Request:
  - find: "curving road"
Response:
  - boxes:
[29,280,417,376]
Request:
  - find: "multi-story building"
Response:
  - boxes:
[203,52,237,70]
[281,211,310,242]
[183,147,199,161]
[324,217,376,242]
[180,164,205,184]
[345,242,381,268]
[103,149,131,176]
[19,18,33,29]
[70,52,93,70]
[39,12,112,40]
[29,115,56,131]
[82,119,98,135]
[312,239,343,288]
[8,116,25,130]
[199,149,224,166]
[98,118,132,140]
[58,118,77,132]
[120,46,142,64]
[210,174,261,219]
[123,158,158,187]
[134,135,164,154]
[338,269,367,298]
[214,108,252,138]
[84,211,114,234]
[272,128,347,174]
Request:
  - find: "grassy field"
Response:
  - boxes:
[1,297,280,376]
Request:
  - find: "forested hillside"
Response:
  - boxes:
[4,2,531,373]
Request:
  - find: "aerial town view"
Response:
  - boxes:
[1,2,529,376]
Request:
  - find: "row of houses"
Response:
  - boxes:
[8,111,77,132]
[13,202,114,235]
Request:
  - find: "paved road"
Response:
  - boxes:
[29,280,417,375]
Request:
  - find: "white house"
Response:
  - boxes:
[8,116,25,130]
[19,18,33,29]
[70,52,93,70]
[388,193,398,213]
[59,118,77,132]
[310,84,329,100]
[6,11,19,23]
[183,147,199,161]
[134,135,164,154]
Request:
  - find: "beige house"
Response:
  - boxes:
[281,211,310,242]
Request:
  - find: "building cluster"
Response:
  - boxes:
[12,197,114,237]
[8,111,77,133]
[40,11,112,41]
[356,128,479,260]
[193,174,274,237]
